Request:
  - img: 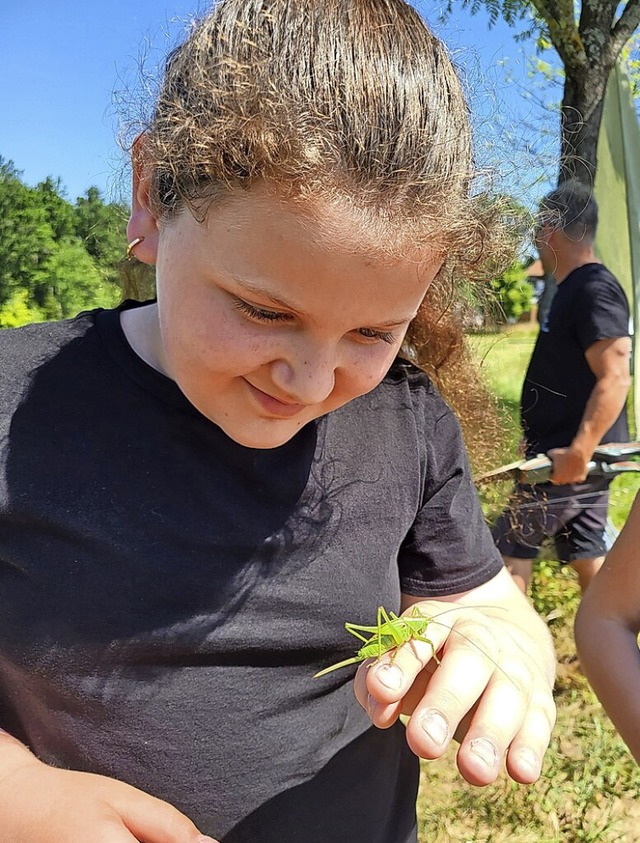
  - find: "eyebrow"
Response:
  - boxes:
[231,276,417,328]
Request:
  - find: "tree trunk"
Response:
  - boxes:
[551,0,640,186]
[558,67,611,186]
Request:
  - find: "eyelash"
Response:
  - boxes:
[357,328,397,345]
[233,298,291,322]
[233,298,397,344]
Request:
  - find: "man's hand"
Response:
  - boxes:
[547,445,590,484]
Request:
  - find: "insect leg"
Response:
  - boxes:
[379,606,406,648]
[344,623,376,644]
[412,632,441,664]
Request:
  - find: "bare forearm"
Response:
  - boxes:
[575,610,640,763]
[572,375,629,457]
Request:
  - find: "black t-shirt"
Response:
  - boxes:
[0,302,502,842]
[521,263,630,457]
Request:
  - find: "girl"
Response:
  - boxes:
[0,2,555,841]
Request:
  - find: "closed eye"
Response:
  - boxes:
[357,327,397,344]
[234,296,398,343]
[233,298,292,323]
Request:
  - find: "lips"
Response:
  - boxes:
[245,381,307,418]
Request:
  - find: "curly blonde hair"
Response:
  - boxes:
[131,0,513,469]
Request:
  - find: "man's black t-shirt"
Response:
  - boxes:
[0,303,502,842]
[521,263,630,457]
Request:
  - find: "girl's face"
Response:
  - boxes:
[131,189,441,449]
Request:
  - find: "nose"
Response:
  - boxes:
[270,341,337,405]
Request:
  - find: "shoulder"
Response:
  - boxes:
[0,309,99,363]
[375,357,454,425]
[343,357,464,459]
[0,310,100,411]
[560,264,629,328]
[329,357,462,464]
[577,264,628,304]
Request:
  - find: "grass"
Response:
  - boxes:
[416,324,640,843]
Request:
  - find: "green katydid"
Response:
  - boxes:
[314,605,439,678]
[314,604,514,682]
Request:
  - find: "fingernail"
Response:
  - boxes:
[375,663,403,690]
[420,710,449,746]
[469,738,500,769]
[197,837,218,843]
[516,747,541,778]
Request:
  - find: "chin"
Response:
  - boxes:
[219,419,304,450]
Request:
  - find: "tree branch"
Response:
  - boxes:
[611,1,640,58]
[530,0,588,73]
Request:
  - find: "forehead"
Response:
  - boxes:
[191,185,443,264]
[163,187,442,321]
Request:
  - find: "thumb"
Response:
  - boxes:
[115,785,219,843]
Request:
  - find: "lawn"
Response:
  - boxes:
[416,325,640,843]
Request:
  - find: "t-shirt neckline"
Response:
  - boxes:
[94,300,201,416]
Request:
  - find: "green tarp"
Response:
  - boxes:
[594,61,640,431]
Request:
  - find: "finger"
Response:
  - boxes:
[353,660,403,728]
[354,659,441,729]
[112,782,219,843]
[452,655,536,786]
[403,618,501,763]
[505,684,556,784]
[363,623,450,706]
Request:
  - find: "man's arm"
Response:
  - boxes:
[549,336,631,484]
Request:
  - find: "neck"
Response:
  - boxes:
[554,248,599,284]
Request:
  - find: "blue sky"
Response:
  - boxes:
[2,1,557,206]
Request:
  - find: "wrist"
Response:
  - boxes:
[567,440,593,462]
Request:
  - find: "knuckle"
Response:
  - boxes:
[155,800,200,839]
[449,618,498,661]
[398,637,439,670]
[533,692,558,731]
[427,686,467,717]
[495,659,534,696]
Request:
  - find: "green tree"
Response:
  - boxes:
[39,238,119,320]
[74,186,129,285]
[447,0,640,185]
[489,259,534,322]
[0,159,57,308]
[0,289,45,328]
[0,160,123,326]
[35,177,77,240]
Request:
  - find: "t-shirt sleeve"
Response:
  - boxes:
[574,273,630,352]
[398,401,503,597]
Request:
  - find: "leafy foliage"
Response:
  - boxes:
[0,159,127,326]
[489,260,534,322]
[445,1,640,184]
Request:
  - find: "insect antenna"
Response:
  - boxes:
[417,605,519,689]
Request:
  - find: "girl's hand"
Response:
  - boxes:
[0,738,219,843]
[353,568,556,786]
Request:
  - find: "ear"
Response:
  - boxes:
[126,134,160,265]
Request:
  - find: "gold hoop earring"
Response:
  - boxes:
[126,236,145,260]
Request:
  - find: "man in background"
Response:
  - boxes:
[492,179,631,595]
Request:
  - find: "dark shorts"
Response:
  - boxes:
[491,477,612,564]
